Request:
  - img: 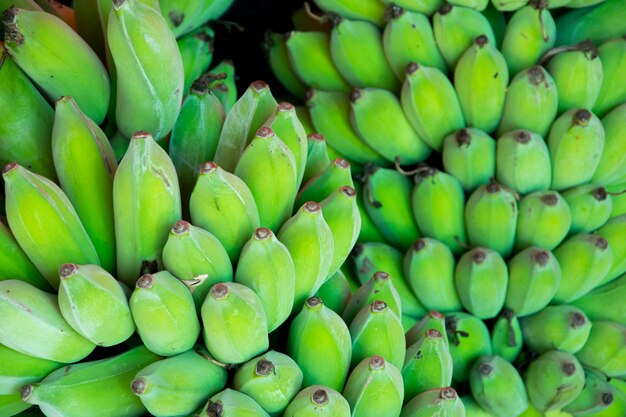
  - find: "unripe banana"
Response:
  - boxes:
[544,41,604,114]
[0,344,62,395]
[433,3,496,69]
[201,282,269,365]
[403,328,454,400]
[496,65,558,138]
[296,158,354,209]
[303,132,331,184]
[278,201,334,311]
[442,128,496,193]
[575,320,626,378]
[233,350,303,417]
[514,190,571,251]
[199,388,270,417]
[3,7,110,124]
[490,310,523,362]
[572,273,626,326]
[495,130,551,195]
[177,28,214,96]
[3,163,100,289]
[344,356,404,417]
[342,271,402,324]
[349,300,405,370]
[454,35,509,133]
[563,367,615,416]
[350,86,434,164]
[21,345,160,417]
[563,184,612,235]
[264,31,307,100]
[455,247,508,319]
[524,350,585,412]
[330,17,399,91]
[553,233,613,303]
[405,310,448,347]
[609,182,626,219]
[189,161,260,262]
[113,131,181,287]
[505,247,561,316]
[283,385,350,417]
[235,227,295,332]
[400,387,465,417]
[500,2,556,77]
[521,305,592,354]
[382,6,447,79]
[0,44,55,180]
[593,103,626,186]
[465,178,518,258]
[213,80,277,172]
[446,312,493,382]
[288,297,351,392]
[58,263,134,347]
[312,0,385,25]
[207,60,237,113]
[404,238,462,312]
[411,166,467,254]
[131,345,228,417]
[461,395,498,417]
[315,269,352,315]
[235,126,298,232]
[470,355,529,417]
[130,271,201,356]
[401,62,465,152]
[593,37,626,118]
[361,164,421,250]
[596,214,626,285]
[162,220,233,311]
[52,95,117,274]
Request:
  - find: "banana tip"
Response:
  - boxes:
[20,384,33,401]
[305,296,322,308]
[254,228,272,240]
[278,102,294,111]
[307,132,324,142]
[255,359,275,376]
[172,220,190,235]
[311,389,329,406]
[2,162,18,174]
[251,80,268,92]
[136,274,154,289]
[333,158,350,169]
[211,283,229,299]
[341,185,356,197]
[256,126,274,138]
[369,355,385,370]
[131,378,146,395]
[304,201,321,213]
[59,263,79,279]
[199,161,218,174]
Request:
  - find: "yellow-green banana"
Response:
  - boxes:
[199,388,270,417]
[264,31,308,100]
[563,367,615,416]
[563,184,612,235]
[405,310,448,347]
[381,0,444,15]
[315,269,353,315]
[490,310,523,362]
[575,320,626,378]
[521,305,592,354]
[312,0,385,26]
[596,214,626,285]
[571,273,626,327]
[442,128,496,193]
[445,312,493,382]
[555,0,626,47]
[593,103,626,186]
[593,37,626,118]
[297,157,354,209]
[400,387,466,417]
[283,385,350,417]
[303,132,331,184]
[0,344,62,395]
[342,271,402,325]
[515,190,571,251]
[470,355,528,417]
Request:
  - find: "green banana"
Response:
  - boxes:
[352,180,388,244]
[433,3,496,70]
[330,17,399,91]
[3,163,100,289]
[552,233,613,303]
[287,297,351,392]
[590,378,626,417]
[404,237,462,312]
[232,350,303,417]
[169,75,225,211]
[349,300,406,370]
[575,320,626,378]
[158,0,203,37]
[283,385,350,417]
[563,184,612,235]
[555,0,626,47]
[524,350,585,412]
[132,345,228,417]
[401,62,466,152]
[572,274,626,326]
[199,388,270,417]
[500,2,556,77]
[455,247,508,319]
[213,79,278,172]
[521,305,592,354]
[3,7,110,124]
[0,393,29,417]
[411,166,467,254]
[593,103,626,186]
[189,161,260,262]
[52,95,117,274]
[0,45,55,180]
[400,387,466,417]
[465,178,518,258]
[461,395,498,417]
[445,312,493,382]
[0,344,62,395]
[382,6,447,79]
[342,271,402,325]
[277,201,334,311]
[609,182,626,219]
[177,27,214,96]
[442,128,496,193]
[403,328,454,400]
[264,31,308,100]
[405,310,448,348]
[515,190,572,251]
[312,0,385,26]
[57,263,135,347]
[343,356,404,417]
[490,310,523,362]
[130,271,201,356]
[315,269,352,315]
[454,34,509,134]
[505,247,562,316]
[302,132,331,184]
[593,37,626,118]
[496,65,559,138]
[234,227,295,332]
[470,355,529,417]
[495,129,551,195]
[113,131,181,287]
[361,164,421,250]
[208,60,237,113]
[201,282,269,365]
[161,220,233,311]
[596,214,626,285]
[563,368,615,416]
[0,280,95,363]
[350,88,431,165]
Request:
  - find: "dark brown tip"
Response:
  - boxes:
[531,249,550,266]
[415,165,437,183]
[312,389,329,406]
[306,296,323,308]
[205,400,223,417]
[369,355,385,369]
[438,2,452,15]
[340,186,356,198]
[352,244,364,258]
[254,228,272,240]
[475,35,489,47]
[255,359,275,376]
[131,378,146,395]
[2,162,18,174]
[478,362,494,376]
[59,264,79,280]
[349,89,362,103]
[601,391,614,406]
[371,300,388,312]
[570,312,586,328]
[594,236,608,250]
[20,384,32,401]
[455,129,471,146]
[251,80,268,92]
[592,187,607,201]
[574,109,592,126]
[2,7,17,25]
[440,387,457,400]
[278,102,295,112]
[527,66,546,85]
[171,220,190,235]
[308,132,324,142]
[386,4,404,20]
[256,126,274,138]
[333,158,350,169]
[190,77,210,95]
[412,238,427,251]
[428,311,446,320]
[304,201,321,213]
[136,274,154,289]
[406,62,420,75]
[373,271,389,281]
[427,328,443,338]
[199,161,218,174]
[514,130,532,144]
[132,131,152,140]
[472,249,487,264]
[541,193,559,206]
[562,361,577,376]
[486,177,501,193]
[112,0,125,9]
[211,283,229,299]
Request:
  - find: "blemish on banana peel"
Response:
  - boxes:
[2,8,23,45]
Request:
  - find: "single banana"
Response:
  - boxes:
[342,271,402,325]
[555,0,626,47]
[592,103,626,186]
[490,310,523,362]
[199,388,270,417]
[113,131,181,287]
[302,132,331,184]
[442,128,496,193]
[563,367,615,416]
[596,214,626,285]
[445,312,493,383]
[400,387,466,417]
[405,310,448,347]
[177,27,214,95]
[575,320,626,378]
[282,385,350,417]
[3,7,110,124]
[593,37,626,118]
[515,190,571,251]
[297,158,354,209]
[563,184,612,235]
[264,31,308,100]
[521,305,592,354]
[315,269,353,315]
[3,163,100,289]
[312,0,385,26]
[571,274,626,327]
[0,344,62,395]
